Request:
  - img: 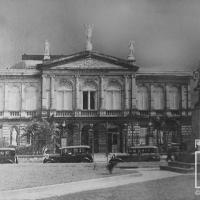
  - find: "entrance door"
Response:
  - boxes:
[108,132,120,153]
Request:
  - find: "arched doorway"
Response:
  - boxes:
[81,124,102,153]
[161,118,180,152]
[81,125,90,146]
[107,123,122,153]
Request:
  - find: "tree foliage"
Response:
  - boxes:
[22,117,60,154]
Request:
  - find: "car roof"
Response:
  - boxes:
[60,145,90,149]
[0,148,15,151]
[129,146,158,149]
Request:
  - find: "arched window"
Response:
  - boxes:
[0,86,4,111]
[56,81,73,110]
[105,81,122,110]
[137,86,149,110]
[7,86,20,111]
[82,80,97,110]
[24,86,38,110]
[151,86,164,110]
[167,86,180,110]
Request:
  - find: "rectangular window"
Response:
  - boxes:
[56,91,63,110]
[64,91,72,110]
[83,91,88,109]
[90,91,95,109]
[83,91,96,110]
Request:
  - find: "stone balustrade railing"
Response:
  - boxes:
[0,109,192,119]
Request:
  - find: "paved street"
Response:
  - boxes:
[0,167,181,200]
[0,159,196,200]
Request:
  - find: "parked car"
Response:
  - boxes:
[0,147,18,164]
[43,145,93,163]
[109,146,160,163]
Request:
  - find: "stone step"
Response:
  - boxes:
[160,165,194,173]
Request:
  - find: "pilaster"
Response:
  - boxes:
[124,75,129,110]
[75,75,80,110]
[3,83,5,111]
[50,75,55,109]
[100,75,104,110]
[42,74,49,110]
[131,74,137,109]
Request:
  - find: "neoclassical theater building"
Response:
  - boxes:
[0,27,193,153]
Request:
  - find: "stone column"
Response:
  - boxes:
[20,83,22,111]
[3,83,5,111]
[21,84,26,111]
[179,85,182,110]
[191,69,200,150]
[149,84,153,111]
[42,75,48,109]
[75,75,80,110]
[21,84,26,118]
[188,84,191,109]
[131,74,137,109]
[50,75,55,109]
[181,85,187,110]
[164,84,167,111]
[124,75,129,110]
[73,123,81,146]
[100,76,104,109]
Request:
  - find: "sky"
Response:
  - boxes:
[0,0,200,70]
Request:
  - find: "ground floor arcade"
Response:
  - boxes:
[0,116,192,153]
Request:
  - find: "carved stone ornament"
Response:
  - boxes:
[50,59,125,70]
[59,79,73,88]
[82,78,98,89]
[108,79,122,89]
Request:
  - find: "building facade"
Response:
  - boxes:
[0,37,193,153]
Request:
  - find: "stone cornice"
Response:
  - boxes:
[0,69,40,76]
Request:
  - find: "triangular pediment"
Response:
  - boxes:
[50,58,128,70]
[37,51,139,71]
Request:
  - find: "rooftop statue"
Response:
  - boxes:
[127,40,136,62]
[44,40,50,60]
[85,24,94,51]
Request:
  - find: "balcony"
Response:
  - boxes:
[137,110,150,117]
[0,108,192,120]
[55,111,73,117]
[0,111,40,119]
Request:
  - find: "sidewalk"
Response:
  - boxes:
[0,169,181,200]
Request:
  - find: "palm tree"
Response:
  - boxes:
[22,118,53,154]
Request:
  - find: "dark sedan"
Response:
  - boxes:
[0,147,18,164]
[109,146,160,163]
[43,145,93,163]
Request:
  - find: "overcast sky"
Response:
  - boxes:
[0,0,200,70]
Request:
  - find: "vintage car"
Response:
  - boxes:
[109,146,160,163]
[0,147,18,164]
[43,145,93,163]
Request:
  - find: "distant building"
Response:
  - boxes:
[0,29,193,153]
